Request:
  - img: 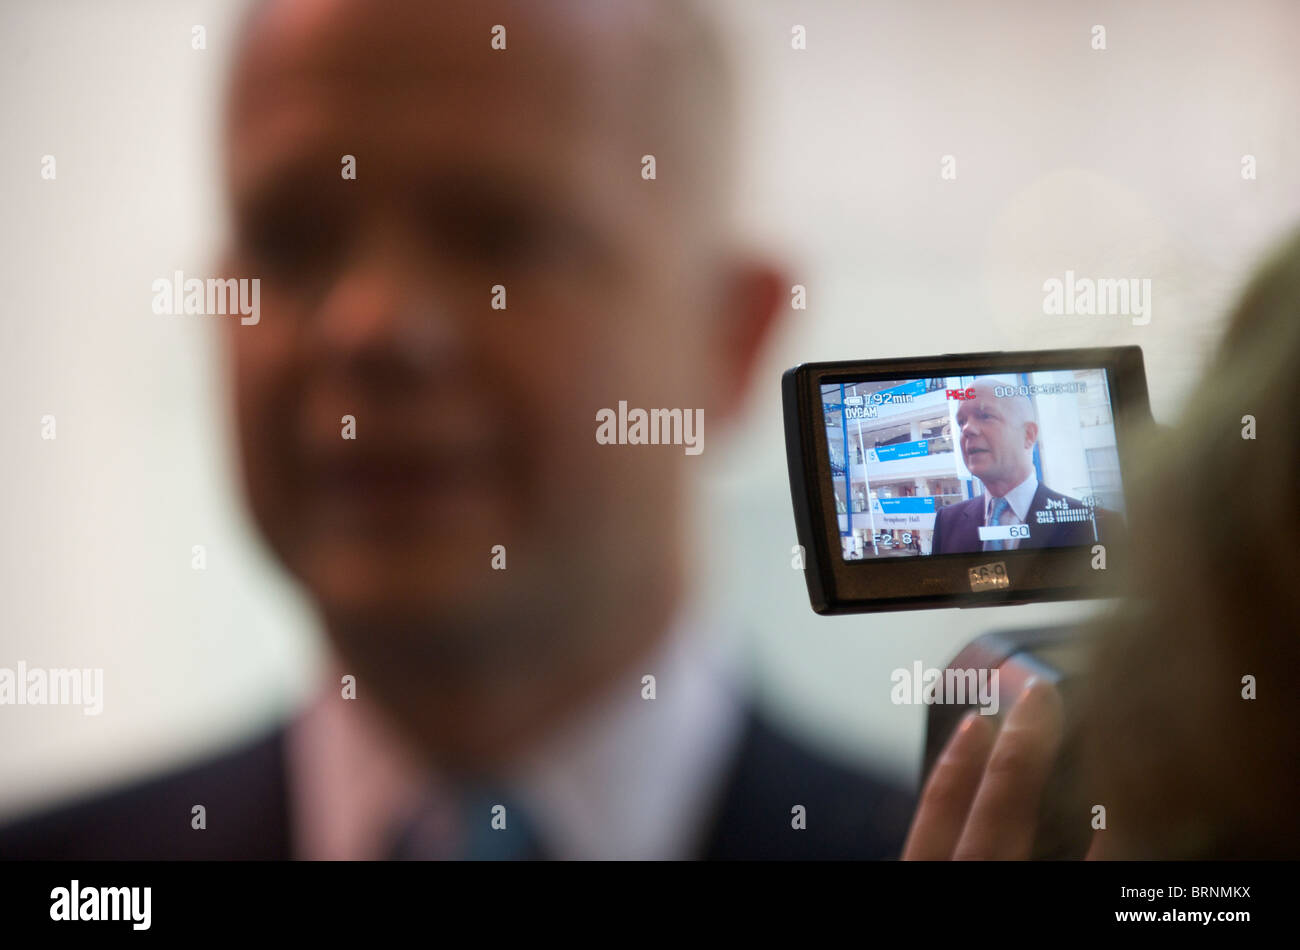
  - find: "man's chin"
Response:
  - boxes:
[293,544,501,624]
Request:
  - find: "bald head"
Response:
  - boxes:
[225,0,737,228]
[973,378,1036,427]
[215,0,786,722]
[956,379,1039,497]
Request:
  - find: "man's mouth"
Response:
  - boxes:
[313,455,477,493]
[298,446,512,531]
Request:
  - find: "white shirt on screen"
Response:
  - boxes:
[982,472,1038,551]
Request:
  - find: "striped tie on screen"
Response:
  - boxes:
[984,496,1010,551]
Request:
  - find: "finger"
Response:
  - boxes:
[1084,829,1108,861]
[902,710,998,860]
[952,678,1066,860]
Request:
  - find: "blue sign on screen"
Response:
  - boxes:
[874,439,930,462]
[874,496,937,514]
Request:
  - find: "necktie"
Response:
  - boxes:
[456,788,547,860]
[385,785,548,861]
[985,496,1010,551]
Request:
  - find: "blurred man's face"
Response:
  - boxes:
[221,0,754,655]
[956,383,1035,490]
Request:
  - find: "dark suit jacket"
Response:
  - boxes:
[930,483,1120,555]
[0,705,915,860]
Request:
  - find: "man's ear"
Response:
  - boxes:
[1024,420,1039,448]
[711,258,787,425]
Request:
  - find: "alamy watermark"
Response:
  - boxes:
[595,401,703,455]
[1042,270,1151,326]
[0,662,103,715]
[891,661,999,715]
[151,270,260,325]
[50,880,151,931]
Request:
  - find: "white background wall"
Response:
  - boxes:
[3,0,1298,815]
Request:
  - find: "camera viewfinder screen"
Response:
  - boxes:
[820,370,1126,560]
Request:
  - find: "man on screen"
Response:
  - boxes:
[930,379,1114,555]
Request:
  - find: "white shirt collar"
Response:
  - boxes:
[287,609,747,860]
[505,609,747,859]
[984,471,1038,524]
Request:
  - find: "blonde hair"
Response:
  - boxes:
[1085,228,1300,858]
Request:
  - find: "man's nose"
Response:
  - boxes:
[308,233,467,384]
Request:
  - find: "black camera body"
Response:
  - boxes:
[782,347,1151,613]
[782,347,1154,856]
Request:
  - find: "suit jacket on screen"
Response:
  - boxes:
[0,705,915,861]
[930,483,1120,556]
